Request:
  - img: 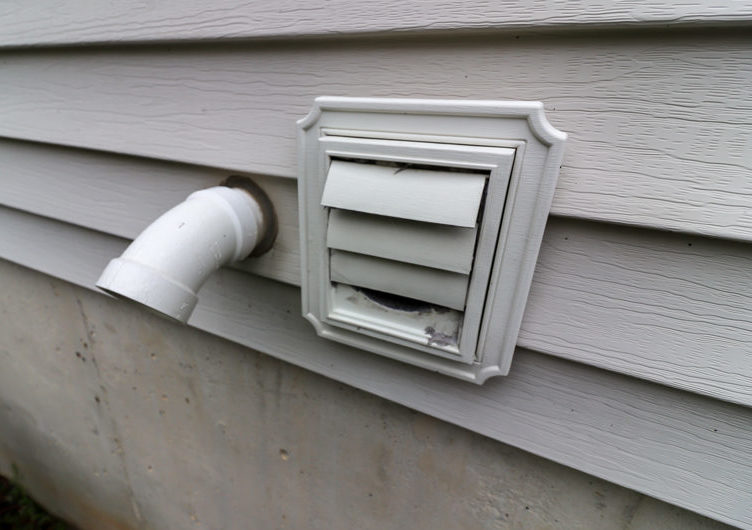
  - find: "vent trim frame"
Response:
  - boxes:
[298,97,566,383]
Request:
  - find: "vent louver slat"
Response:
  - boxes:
[321,160,486,227]
[329,250,470,311]
[326,209,478,274]
[322,159,487,315]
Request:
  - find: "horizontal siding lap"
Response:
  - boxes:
[0,34,750,239]
[1,1,752,47]
[0,140,301,284]
[1,22,751,526]
[521,222,752,404]
[2,140,752,407]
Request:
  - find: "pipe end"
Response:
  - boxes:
[96,258,198,324]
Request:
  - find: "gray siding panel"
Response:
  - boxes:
[0,136,752,405]
[2,140,752,406]
[1,1,751,48]
[1,17,750,526]
[524,220,752,406]
[0,140,301,284]
[0,140,752,405]
[0,34,750,239]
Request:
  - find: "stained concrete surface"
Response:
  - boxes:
[0,260,733,530]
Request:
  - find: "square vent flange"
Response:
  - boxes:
[298,97,566,383]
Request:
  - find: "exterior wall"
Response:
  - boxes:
[1,6,752,528]
[0,260,731,530]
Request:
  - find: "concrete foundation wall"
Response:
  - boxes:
[0,260,731,530]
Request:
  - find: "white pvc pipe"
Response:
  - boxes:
[96,186,266,323]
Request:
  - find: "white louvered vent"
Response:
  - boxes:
[298,98,566,383]
[321,145,513,365]
[323,161,487,361]
[324,160,484,310]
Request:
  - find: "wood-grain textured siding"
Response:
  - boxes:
[3,139,752,407]
[1,11,750,526]
[2,1,751,48]
[0,33,751,240]
[1,206,751,528]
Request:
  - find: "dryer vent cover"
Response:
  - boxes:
[298,97,566,383]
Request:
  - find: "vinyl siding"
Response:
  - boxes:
[0,9,750,527]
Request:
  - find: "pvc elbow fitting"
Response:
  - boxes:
[96,179,276,323]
